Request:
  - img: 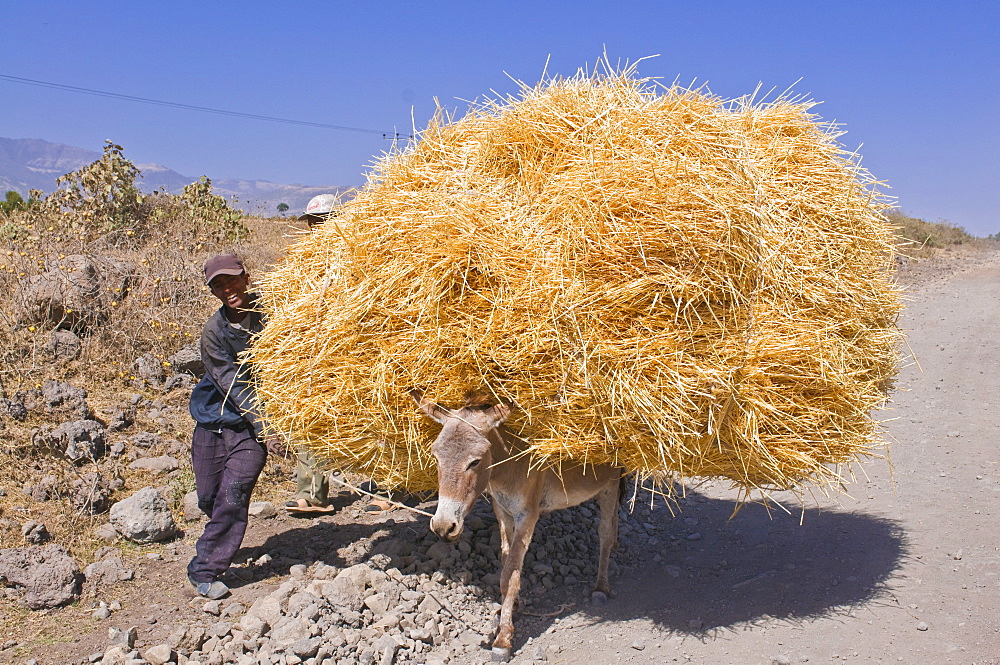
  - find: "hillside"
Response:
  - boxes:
[0,137,354,217]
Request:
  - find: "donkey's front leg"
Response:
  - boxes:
[592,478,620,601]
[491,508,539,662]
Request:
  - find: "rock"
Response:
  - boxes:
[109,626,138,649]
[134,353,166,388]
[221,601,245,617]
[169,346,205,377]
[163,374,194,392]
[916,621,929,631]
[109,487,177,544]
[248,501,277,519]
[202,600,221,616]
[0,397,28,422]
[94,523,120,541]
[84,553,134,596]
[93,606,111,620]
[289,637,321,658]
[14,388,42,411]
[21,520,50,544]
[771,656,792,665]
[239,613,269,640]
[271,617,310,647]
[630,638,646,650]
[41,379,90,418]
[24,474,59,502]
[183,491,203,521]
[47,329,82,361]
[169,624,207,652]
[128,456,181,474]
[70,472,113,514]
[246,595,283,629]
[100,645,132,665]
[33,419,107,462]
[364,592,392,614]
[322,564,378,612]
[373,634,399,664]
[426,541,453,563]
[107,404,136,431]
[15,254,137,331]
[133,432,162,449]
[143,643,174,665]
[0,544,80,609]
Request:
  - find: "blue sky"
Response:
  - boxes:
[2,1,997,234]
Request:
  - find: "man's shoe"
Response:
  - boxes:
[190,578,230,600]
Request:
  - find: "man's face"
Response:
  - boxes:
[208,272,250,310]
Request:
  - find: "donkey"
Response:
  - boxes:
[410,389,623,662]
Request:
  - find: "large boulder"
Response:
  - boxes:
[109,487,177,544]
[13,254,136,331]
[0,544,81,609]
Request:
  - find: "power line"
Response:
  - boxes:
[0,73,412,139]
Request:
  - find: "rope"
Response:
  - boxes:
[328,474,435,518]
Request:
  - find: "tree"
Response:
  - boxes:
[276,202,290,213]
[1,190,30,214]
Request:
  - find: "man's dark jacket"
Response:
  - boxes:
[188,294,265,436]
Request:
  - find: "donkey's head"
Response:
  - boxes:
[410,389,512,542]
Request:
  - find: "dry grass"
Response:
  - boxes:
[251,66,903,496]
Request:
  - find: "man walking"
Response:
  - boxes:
[187,254,268,599]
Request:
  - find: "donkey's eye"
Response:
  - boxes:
[467,458,481,471]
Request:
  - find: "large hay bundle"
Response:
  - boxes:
[251,68,901,494]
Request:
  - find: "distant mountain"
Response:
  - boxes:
[0,137,354,217]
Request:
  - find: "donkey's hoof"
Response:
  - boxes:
[590,590,609,606]
[491,646,512,662]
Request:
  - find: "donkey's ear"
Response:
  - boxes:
[408,388,449,424]
[484,399,513,428]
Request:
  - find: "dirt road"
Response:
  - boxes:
[494,249,1000,665]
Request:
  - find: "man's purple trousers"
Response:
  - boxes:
[187,424,267,584]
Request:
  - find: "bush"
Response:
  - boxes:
[37,141,247,248]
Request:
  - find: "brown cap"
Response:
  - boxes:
[204,254,245,285]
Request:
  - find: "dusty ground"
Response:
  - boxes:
[2,244,999,665]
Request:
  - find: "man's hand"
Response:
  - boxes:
[264,434,289,458]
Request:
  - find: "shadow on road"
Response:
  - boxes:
[513,489,908,648]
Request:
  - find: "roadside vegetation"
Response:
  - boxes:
[0,144,301,589]
[886,209,988,254]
